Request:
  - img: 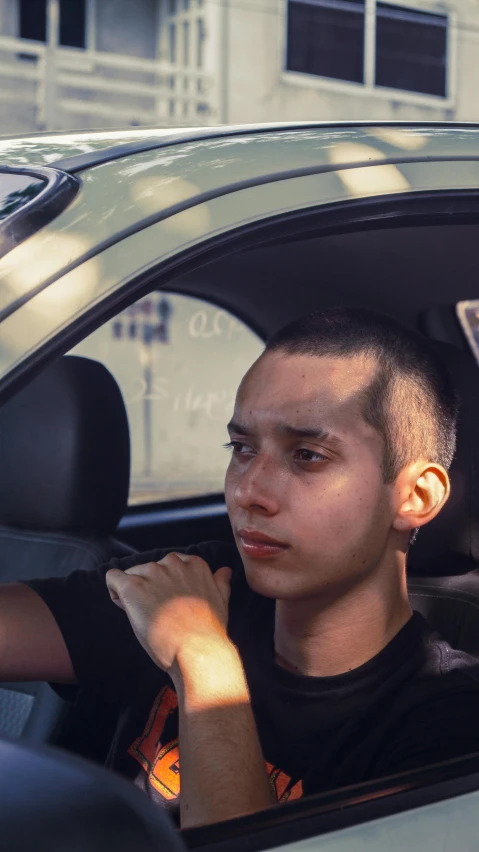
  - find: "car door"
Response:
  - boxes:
[2,125,479,849]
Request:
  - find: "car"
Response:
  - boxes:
[2,120,479,850]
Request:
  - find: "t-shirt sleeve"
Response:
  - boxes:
[370,676,479,778]
[23,540,239,702]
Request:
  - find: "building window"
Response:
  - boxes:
[59,0,86,48]
[19,0,86,48]
[196,17,205,68]
[286,0,448,98]
[169,22,177,62]
[375,4,447,97]
[183,19,190,65]
[286,0,365,85]
[19,0,47,42]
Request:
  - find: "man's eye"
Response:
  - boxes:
[295,448,328,463]
[223,441,253,455]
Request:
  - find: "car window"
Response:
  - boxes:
[0,172,46,221]
[71,292,264,505]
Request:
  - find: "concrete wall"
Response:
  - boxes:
[223,0,479,124]
[0,0,18,37]
[95,0,158,58]
[453,0,479,121]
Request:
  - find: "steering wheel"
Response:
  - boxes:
[0,737,186,851]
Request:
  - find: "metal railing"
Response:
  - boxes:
[0,34,215,133]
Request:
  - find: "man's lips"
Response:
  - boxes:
[237,528,289,558]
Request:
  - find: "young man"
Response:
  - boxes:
[1,308,479,829]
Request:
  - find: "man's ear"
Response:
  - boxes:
[392,462,450,534]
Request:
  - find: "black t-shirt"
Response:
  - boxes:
[25,541,479,821]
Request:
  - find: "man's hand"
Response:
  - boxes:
[105,553,233,673]
[106,553,274,827]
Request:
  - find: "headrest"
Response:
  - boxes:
[0,356,130,535]
[408,341,479,576]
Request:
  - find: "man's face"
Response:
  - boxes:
[224,351,397,601]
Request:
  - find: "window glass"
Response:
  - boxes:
[286,0,365,85]
[169,23,177,63]
[19,0,47,42]
[0,173,45,222]
[375,4,447,97]
[71,292,264,505]
[196,17,205,68]
[59,0,86,49]
[183,20,190,66]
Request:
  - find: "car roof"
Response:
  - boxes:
[1,121,479,171]
[2,119,479,379]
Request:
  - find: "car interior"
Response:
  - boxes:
[2,209,479,845]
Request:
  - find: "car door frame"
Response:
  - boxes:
[2,183,479,847]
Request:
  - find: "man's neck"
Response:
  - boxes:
[273,563,412,678]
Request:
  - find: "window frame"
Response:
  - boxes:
[0,165,80,261]
[282,0,456,109]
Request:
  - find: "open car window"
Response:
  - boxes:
[71,292,264,505]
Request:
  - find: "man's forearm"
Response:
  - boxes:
[172,637,274,829]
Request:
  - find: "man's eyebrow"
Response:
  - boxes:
[277,423,345,446]
[227,420,345,446]
[227,420,251,435]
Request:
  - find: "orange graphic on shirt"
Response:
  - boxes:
[265,762,303,802]
[129,686,303,804]
[128,686,180,800]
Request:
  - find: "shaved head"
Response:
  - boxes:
[265,308,458,483]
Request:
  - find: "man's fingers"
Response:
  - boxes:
[105,568,130,610]
[214,566,233,605]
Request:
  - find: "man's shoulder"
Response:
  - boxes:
[107,540,243,575]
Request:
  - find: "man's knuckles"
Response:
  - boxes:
[157,553,210,574]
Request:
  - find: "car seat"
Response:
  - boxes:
[407,340,479,655]
[0,355,135,741]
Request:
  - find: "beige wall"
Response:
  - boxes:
[0,0,17,37]
[222,0,479,124]
[1,0,479,137]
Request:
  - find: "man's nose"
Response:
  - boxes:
[233,454,280,515]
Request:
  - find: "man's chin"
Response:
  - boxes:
[242,558,294,599]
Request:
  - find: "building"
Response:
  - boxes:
[0,0,217,132]
[222,0,476,124]
[0,0,477,136]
